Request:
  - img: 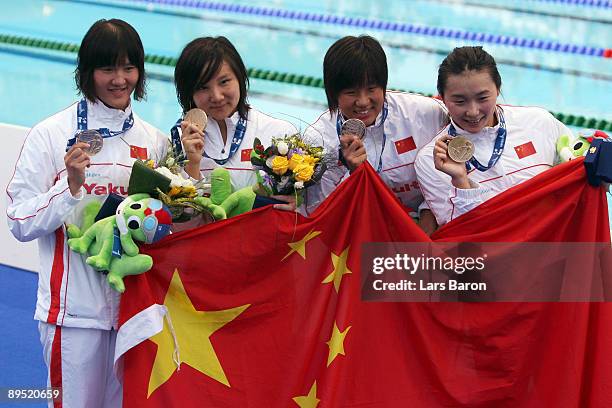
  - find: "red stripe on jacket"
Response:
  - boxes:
[46,229,65,323]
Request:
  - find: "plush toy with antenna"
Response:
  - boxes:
[67,194,172,292]
[557,129,609,162]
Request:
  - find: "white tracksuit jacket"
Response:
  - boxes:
[303,91,448,215]
[415,105,572,226]
[6,99,168,329]
[198,109,298,190]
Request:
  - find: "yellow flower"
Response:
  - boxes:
[168,186,182,197]
[303,155,319,166]
[168,186,197,198]
[288,153,304,170]
[293,163,314,182]
[271,156,289,175]
[181,186,197,197]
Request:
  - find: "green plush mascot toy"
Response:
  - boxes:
[557,129,609,162]
[67,194,172,293]
[66,171,257,293]
[205,167,256,218]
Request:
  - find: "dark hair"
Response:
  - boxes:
[75,19,146,102]
[437,46,502,97]
[323,35,388,111]
[174,36,250,120]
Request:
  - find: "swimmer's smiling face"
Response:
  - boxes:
[441,70,500,133]
[192,61,241,124]
[93,57,138,110]
[337,84,385,127]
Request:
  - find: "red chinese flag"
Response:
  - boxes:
[240,148,252,162]
[514,141,536,159]
[430,158,612,407]
[394,136,417,154]
[116,160,612,407]
[130,145,148,160]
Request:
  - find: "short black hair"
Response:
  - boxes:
[437,46,502,97]
[75,19,146,102]
[174,36,250,120]
[323,35,388,111]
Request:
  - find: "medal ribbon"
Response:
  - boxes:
[66,98,134,151]
[336,102,388,173]
[448,107,506,172]
[170,115,247,165]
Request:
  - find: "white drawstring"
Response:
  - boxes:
[163,310,182,371]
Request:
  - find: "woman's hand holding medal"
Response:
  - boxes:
[181,108,207,178]
[65,141,92,196]
[340,135,366,173]
[434,134,473,189]
[340,118,367,173]
[65,129,103,196]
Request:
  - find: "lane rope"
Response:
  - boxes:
[119,0,612,58]
[529,0,611,8]
[430,0,611,23]
[59,0,612,81]
[0,34,609,131]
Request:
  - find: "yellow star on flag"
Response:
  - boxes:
[147,269,250,397]
[326,322,351,367]
[282,230,322,261]
[293,381,320,408]
[322,246,352,292]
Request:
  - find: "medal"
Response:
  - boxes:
[66,98,135,152]
[170,112,246,165]
[184,108,208,131]
[335,102,389,173]
[447,106,507,171]
[340,118,366,140]
[76,129,103,155]
[447,136,475,163]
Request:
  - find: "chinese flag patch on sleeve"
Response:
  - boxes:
[514,141,536,159]
[130,145,148,160]
[394,137,417,155]
[241,148,253,162]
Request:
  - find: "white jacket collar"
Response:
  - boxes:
[208,110,245,133]
[370,105,386,129]
[86,98,133,127]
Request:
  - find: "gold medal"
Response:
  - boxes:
[447,136,475,163]
[183,108,208,131]
[76,129,103,156]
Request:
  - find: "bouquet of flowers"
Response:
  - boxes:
[129,141,212,223]
[250,133,326,196]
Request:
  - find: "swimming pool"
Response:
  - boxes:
[1,0,611,215]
